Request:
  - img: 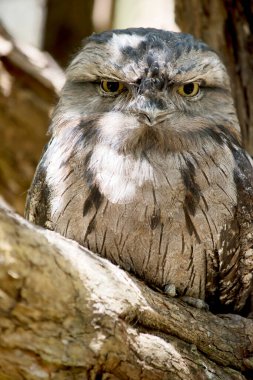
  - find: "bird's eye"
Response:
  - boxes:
[100,80,125,95]
[177,82,199,97]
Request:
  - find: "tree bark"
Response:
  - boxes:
[0,204,252,380]
[43,0,94,67]
[175,0,253,154]
[0,25,64,214]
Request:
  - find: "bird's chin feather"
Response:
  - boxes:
[116,123,170,155]
[97,120,234,156]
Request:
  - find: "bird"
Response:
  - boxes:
[25,28,253,314]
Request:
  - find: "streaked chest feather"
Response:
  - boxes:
[45,139,237,251]
[38,137,245,304]
[44,114,238,227]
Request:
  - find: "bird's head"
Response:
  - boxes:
[52,28,240,156]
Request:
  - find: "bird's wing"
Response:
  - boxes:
[25,154,51,228]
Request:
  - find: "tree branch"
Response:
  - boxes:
[0,204,252,379]
[0,24,64,213]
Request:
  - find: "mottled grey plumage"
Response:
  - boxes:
[26,28,253,314]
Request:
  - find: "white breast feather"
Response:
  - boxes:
[89,143,154,204]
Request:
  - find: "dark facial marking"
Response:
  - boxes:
[174,42,184,60]
[151,65,159,76]
[72,119,98,151]
[139,78,165,94]
[177,63,196,74]
[86,28,212,60]
[121,41,147,62]
[146,53,155,67]
[149,95,166,109]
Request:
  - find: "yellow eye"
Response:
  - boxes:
[177,82,199,97]
[100,80,125,95]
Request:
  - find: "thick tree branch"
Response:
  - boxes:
[0,205,252,379]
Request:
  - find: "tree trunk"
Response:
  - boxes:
[43,0,94,67]
[175,0,253,154]
[0,203,253,379]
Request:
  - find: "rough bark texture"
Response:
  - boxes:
[43,0,94,67]
[0,204,253,380]
[0,25,65,214]
[175,0,253,154]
